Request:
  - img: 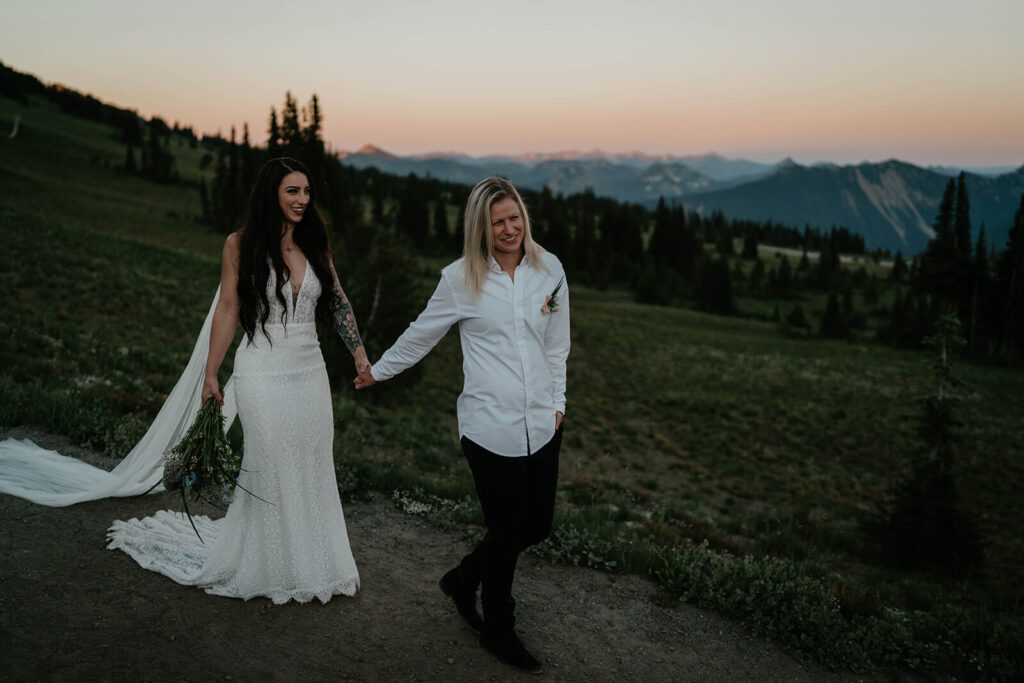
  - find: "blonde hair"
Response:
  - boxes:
[461,177,547,299]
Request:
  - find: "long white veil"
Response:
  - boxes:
[0,288,237,506]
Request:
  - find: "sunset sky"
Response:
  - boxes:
[2,0,1022,166]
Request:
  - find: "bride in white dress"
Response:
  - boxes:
[1,157,367,605]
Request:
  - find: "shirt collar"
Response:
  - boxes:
[488,252,531,273]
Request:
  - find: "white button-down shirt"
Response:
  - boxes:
[370,251,570,457]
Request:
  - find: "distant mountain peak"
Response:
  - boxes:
[338,144,397,160]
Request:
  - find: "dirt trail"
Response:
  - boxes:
[0,430,900,682]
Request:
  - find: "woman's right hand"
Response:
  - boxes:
[202,375,224,406]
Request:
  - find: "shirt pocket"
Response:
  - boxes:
[526,294,553,335]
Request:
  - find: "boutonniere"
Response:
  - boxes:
[541,276,565,314]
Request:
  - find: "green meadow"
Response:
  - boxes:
[2,94,1022,678]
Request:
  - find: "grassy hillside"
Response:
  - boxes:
[2,93,1022,677]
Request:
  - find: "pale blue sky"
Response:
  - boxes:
[2,0,1022,164]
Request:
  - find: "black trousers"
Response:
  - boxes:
[457,427,562,635]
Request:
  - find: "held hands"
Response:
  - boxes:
[352,347,375,390]
[202,375,224,406]
[353,366,376,390]
[353,347,371,376]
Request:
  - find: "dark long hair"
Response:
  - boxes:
[237,157,336,345]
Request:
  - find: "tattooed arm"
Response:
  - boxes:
[329,261,370,374]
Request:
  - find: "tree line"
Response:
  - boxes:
[885,173,1024,361]
[192,90,1022,361]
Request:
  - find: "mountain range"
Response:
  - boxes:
[339,145,1024,254]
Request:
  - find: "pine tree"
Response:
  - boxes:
[868,314,982,577]
[820,290,849,339]
[996,193,1024,359]
[816,242,840,289]
[741,231,759,259]
[432,199,452,255]
[748,259,765,293]
[303,94,322,146]
[716,226,734,257]
[267,107,281,155]
[396,174,429,246]
[696,258,734,314]
[784,304,809,329]
[649,198,671,269]
[572,189,598,277]
[954,172,972,266]
[777,256,793,291]
[124,143,137,174]
[919,180,959,314]
[889,251,908,283]
[969,225,991,353]
[280,92,302,151]
[198,179,211,224]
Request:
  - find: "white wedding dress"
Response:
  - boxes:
[1,262,359,604]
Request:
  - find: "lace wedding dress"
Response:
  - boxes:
[1,262,359,604]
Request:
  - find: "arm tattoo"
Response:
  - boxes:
[329,265,364,353]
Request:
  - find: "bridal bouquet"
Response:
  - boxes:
[161,398,249,541]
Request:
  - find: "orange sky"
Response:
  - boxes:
[3,0,1022,165]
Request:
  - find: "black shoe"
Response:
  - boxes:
[479,630,543,674]
[439,567,485,632]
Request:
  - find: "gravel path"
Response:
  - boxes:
[0,430,907,682]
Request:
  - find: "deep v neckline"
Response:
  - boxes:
[288,258,310,297]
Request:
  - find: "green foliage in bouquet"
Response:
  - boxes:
[161,398,261,541]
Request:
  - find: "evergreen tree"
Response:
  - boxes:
[783,304,809,329]
[816,242,841,289]
[776,256,793,293]
[796,250,810,274]
[539,187,571,268]
[124,143,137,174]
[280,92,302,151]
[140,122,177,183]
[649,198,671,269]
[919,179,959,315]
[432,199,452,255]
[889,251,908,283]
[668,205,698,281]
[953,173,975,335]
[634,260,673,306]
[572,189,598,277]
[198,179,211,224]
[716,226,734,257]
[303,94,323,146]
[741,231,759,259]
[240,123,256,192]
[748,259,765,293]
[842,284,854,315]
[267,107,281,155]
[868,314,982,577]
[954,172,972,266]
[996,193,1024,359]
[696,258,734,314]
[396,174,430,246]
[966,227,991,356]
[731,259,743,281]
[820,290,849,339]
[864,280,879,306]
[371,192,387,227]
